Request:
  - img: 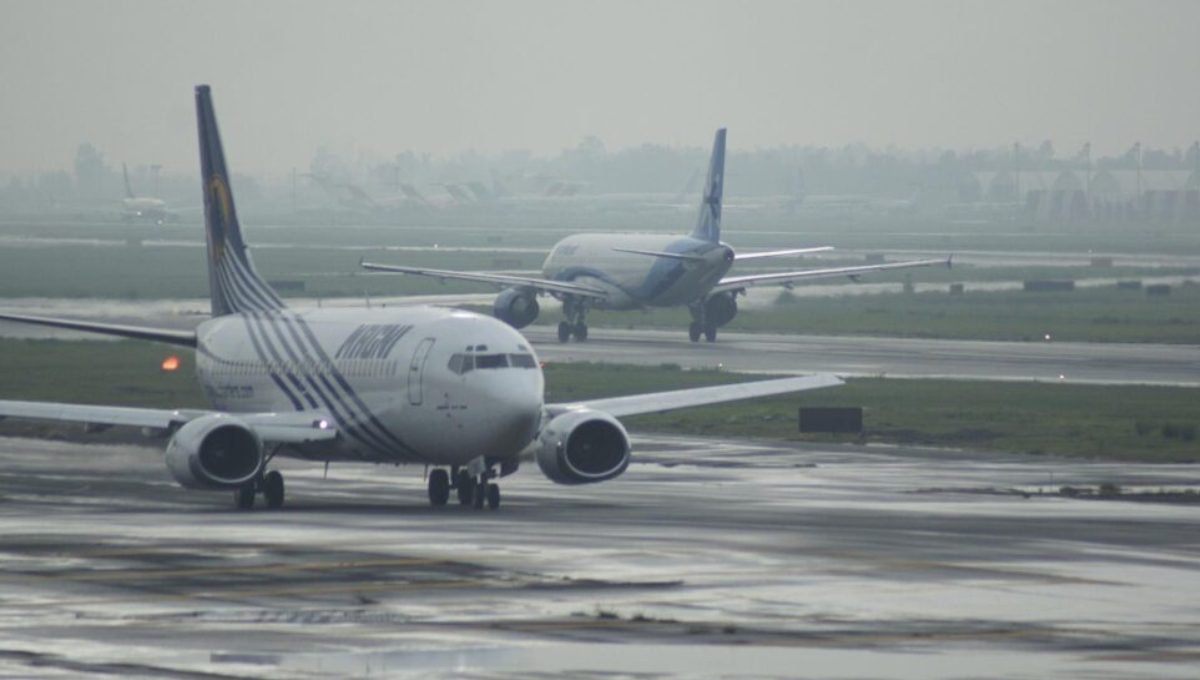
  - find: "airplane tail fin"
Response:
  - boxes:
[122,163,135,199]
[195,85,285,317]
[690,128,725,244]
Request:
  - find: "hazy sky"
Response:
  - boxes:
[2,0,1198,175]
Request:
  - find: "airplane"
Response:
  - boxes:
[121,162,174,223]
[363,129,951,343]
[0,85,843,512]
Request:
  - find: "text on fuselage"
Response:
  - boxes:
[335,324,413,360]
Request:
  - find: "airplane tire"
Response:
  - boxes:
[688,322,702,342]
[473,480,487,509]
[428,469,450,506]
[234,482,256,510]
[486,483,501,510]
[557,321,572,343]
[573,323,588,342]
[704,325,718,342]
[263,470,285,510]
[456,470,474,505]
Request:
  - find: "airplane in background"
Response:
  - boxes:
[121,162,174,224]
[364,129,950,343]
[0,86,842,512]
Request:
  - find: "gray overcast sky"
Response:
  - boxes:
[2,0,1198,175]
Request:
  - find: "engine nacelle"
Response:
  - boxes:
[705,291,738,328]
[165,414,264,490]
[536,409,630,485]
[493,287,540,329]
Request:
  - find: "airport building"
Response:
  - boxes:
[963,169,1200,225]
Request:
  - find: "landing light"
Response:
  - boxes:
[161,356,181,372]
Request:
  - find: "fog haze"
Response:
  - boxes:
[2,0,1198,174]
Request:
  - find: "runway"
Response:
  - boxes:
[528,326,1200,387]
[1,434,1198,679]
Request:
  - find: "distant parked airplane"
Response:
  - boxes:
[121,163,173,223]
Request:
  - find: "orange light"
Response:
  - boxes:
[161,356,181,372]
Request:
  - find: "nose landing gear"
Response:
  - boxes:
[436,465,501,510]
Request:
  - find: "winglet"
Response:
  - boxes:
[689,128,726,244]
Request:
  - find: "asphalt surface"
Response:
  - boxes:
[2,434,1198,679]
[529,326,1200,387]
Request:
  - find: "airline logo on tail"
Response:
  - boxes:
[205,174,233,263]
[691,128,726,244]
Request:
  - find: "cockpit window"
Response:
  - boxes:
[474,354,509,369]
[509,353,537,368]
[448,353,475,375]
[450,351,537,373]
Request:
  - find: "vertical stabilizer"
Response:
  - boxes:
[195,85,285,317]
[122,163,136,199]
[690,128,725,244]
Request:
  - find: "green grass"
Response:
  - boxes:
[544,362,1200,463]
[2,339,1195,463]
[0,338,206,407]
[509,281,1200,344]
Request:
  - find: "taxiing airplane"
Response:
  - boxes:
[121,162,174,224]
[363,129,950,343]
[0,86,842,511]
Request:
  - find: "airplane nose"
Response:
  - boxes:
[483,377,543,454]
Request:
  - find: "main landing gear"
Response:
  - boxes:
[557,298,589,342]
[233,469,285,510]
[429,465,501,510]
[687,303,719,343]
[688,292,738,343]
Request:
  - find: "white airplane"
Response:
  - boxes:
[363,129,950,343]
[121,162,173,223]
[0,85,842,512]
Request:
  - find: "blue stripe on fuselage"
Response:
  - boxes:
[551,236,722,307]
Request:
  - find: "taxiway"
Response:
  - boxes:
[530,327,1200,387]
[1,434,1198,678]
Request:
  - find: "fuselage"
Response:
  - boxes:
[193,306,544,466]
[541,233,735,309]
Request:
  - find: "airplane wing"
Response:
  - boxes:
[547,373,842,419]
[361,262,610,300]
[734,246,834,261]
[710,256,952,294]
[0,400,338,445]
[0,311,197,347]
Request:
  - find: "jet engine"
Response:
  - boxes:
[705,291,738,327]
[493,288,540,329]
[536,409,630,485]
[165,414,264,489]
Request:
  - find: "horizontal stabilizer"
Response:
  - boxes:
[734,246,834,261]
[0,311,197,347]
[612,247,708,263]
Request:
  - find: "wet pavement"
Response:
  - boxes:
[1,434,1198,678]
